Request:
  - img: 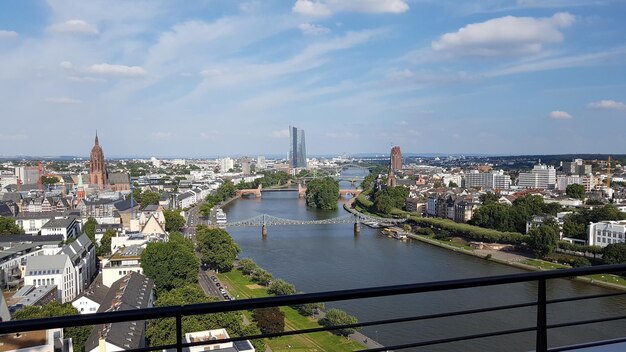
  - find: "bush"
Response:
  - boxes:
[267,279,296,296]
[250,268,273,286]
[321,309,359,337]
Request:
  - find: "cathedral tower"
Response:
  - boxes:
[89,133,108,189]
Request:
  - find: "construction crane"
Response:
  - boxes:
[607,155,612,188]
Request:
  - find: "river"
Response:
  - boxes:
[223,169,626,351]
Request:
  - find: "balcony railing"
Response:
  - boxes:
[1,264,625,352]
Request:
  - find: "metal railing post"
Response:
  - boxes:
[536,278,548,352]
[176,314,183,352]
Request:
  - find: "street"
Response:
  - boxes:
[198,269,232,301]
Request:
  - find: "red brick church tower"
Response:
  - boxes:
[89,133,108,189]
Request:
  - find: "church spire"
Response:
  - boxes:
[95,131,99,146]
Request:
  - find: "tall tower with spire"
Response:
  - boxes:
[89,132,108,190]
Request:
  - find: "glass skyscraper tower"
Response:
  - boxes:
[289,126,307,168]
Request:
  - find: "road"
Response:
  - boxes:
[198,269,233,301]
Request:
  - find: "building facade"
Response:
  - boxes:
[289,126,307,169]
[518,164,556,190]
[588,221,626,247]
[390,146,402,171]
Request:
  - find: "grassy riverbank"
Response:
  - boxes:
[217,270,364,352]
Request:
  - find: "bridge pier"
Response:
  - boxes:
[262,224,267,238]
[354,222,360,236]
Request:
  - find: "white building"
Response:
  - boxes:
[185,328,255,352]
[14,212,62,235]
[257,156,266,170]
[25,255,76,303]
[101,245,144,287]
[219,158,234,173]
[463,170,511,190]
[588,221,626,247]
[40,216,80,241]
[518,164,556,190]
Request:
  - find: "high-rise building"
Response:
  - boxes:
[241,157,251,175]
[391,146,402,171]
[89,133,108,190]
[463,170,511,190]
[219,158,234,173]
[289,126,307,169]
[562,159,592,175]
[257,156,266,170]
[518,164,556,189]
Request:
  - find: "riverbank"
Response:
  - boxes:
[344,201,626,291]
[216,269,378,351]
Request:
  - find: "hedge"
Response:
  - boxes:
[408,216,529,245]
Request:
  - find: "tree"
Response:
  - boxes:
[83,217,97,244]
[163,209,185,232]
[293,302,324,317]
[141,239,199,295]
[250,268,273,286]
[253,307,285,335]
[199,202,212,218]
[267,279,296,296]
[140,191,161,209]
[566,184,586,200]
[13,302,91,352]
[40,175,59,186]
[471,203,515,232]
[321,309,359,337]
[305,177,340,210]
[0,216,24,234]
[196,226,240,272]
[371,186,410,215]
[562,215,587,240]
[603,243,626,264]
[527,224,559,258]
[238,258,258,275]
[96,229,116,257]
[479,192,499,205]
[448,181,458,188]
[147,285,244,347]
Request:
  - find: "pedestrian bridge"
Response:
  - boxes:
[224,213,405,227]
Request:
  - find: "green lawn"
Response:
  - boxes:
[585,273,626,286]
[522,259,569,270]
[218,270,363,352]
[410,234,474,251]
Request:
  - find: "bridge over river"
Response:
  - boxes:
[236,184,362,199]
[223,212,406,237]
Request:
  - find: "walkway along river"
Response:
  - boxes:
[223,170,626,351]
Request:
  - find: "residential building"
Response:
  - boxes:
[588,221,626,247]
[463,170,511,190]
[241,157,251,175]
[256,156,266,170]
[40,216,80,241]
[219,158,234,173]
[102,245,144,287]
[0,328,69,352]
[13,285,58,308]
[15,212,62,234]
[85,272,154,352]
[72,274,108,314]
[562,159,592,176]
[24,255,76,303]
[62,233,97,292]
[77,198,117,218]
[289,126,307,169]
[518,164,556,190]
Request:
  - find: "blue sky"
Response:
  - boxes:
[0,0,625,158]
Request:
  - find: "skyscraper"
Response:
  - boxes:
[289,126,307,169]
[391,146,402,171]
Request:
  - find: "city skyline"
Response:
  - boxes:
[1,1,626,157]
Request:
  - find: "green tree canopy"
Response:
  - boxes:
[371,186,410,215]
[96,228,116,257]
[163,209,185,232]
[305,177,340,210]
[321,309,359,337]
[41,175,59,186]
[238,258,258,275]
[267,279,296,296]
[603,243,626,264]
[13,303,91,352]
[196,226,240,273]
[527,223,559,258]
[141,238,199,295]
[253,307,285,335]
[479,192,500,205]
[146,285,243,347]
[566,184,586,200]
[83,217,97,244]
[0,216,24,234]
[140,191,161,209]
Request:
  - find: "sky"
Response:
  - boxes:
[0,0,625,158]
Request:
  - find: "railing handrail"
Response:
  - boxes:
[1,263,624,335]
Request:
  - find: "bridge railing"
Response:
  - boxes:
[2,264,626,352]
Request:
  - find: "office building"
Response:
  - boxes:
[289,126,307,169]
[588,221,626,247]
[518,164,556,190]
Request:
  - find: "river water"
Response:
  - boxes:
[223,169,626,351]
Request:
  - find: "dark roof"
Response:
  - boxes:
[2,192,22,203]
[82,198,116,206]
[62,175,75,184]
[15,211,62,220]
[0,203,13,217]
[142,204,159,212]
[0,234,64,244]
[108,172,130,185]
[85,272,154,351]
[41,216,76,229]
[75,274,107,305]
[114,199,139,211]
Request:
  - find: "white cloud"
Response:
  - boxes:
[293,0,332,17]
[0,30,18,39]
[587,99,626,111]
[83,63,147,77]
[59,61,73,69]
[298,23,331,36]
[293,0,408,16]
[200,131,220,140]
[271,129,290,138]
[44,97,82,105]
[550,110,573,119]
[152,132,173,140]
[326,131,359,138]
[200,68,225,77]
[431,12,575,57]
[47,20,99,35]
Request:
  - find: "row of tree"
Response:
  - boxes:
[199,180,237,218]
[471,194,562,233]
[236,258,359,337]
[235,171,292,190]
